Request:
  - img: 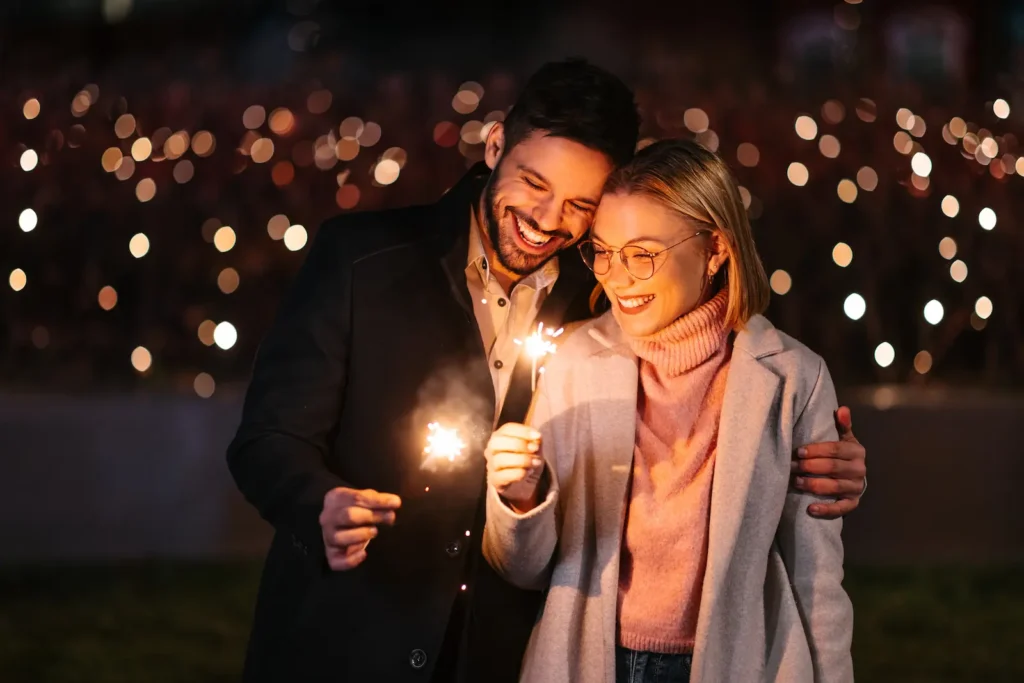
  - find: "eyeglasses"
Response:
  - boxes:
[578,231,709,280]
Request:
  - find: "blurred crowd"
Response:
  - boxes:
[2,3,1023,395]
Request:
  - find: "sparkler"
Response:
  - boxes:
[515,322,564,391]
[422,421,466,468]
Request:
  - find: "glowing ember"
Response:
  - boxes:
[423,422,465,464]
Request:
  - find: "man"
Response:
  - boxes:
[227,59,867,682]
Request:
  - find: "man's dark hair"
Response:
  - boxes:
[502,58,639,167]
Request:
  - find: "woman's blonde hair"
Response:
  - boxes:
[591,138,770,329]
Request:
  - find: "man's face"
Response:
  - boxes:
[480,126,614,276]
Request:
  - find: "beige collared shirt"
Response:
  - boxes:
[465,210,559,422]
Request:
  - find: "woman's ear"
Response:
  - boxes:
[483,122,506,170]
[707,232,729,278]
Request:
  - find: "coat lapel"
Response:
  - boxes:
[694,321,782,668]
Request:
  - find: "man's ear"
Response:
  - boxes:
[483,122,506,171]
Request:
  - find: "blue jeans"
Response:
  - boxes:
[615,646,692,683]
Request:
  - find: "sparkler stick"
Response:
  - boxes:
[514,322,564,392]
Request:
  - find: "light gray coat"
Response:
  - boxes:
[483,312,854,683]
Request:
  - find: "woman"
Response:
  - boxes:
[482,139,853,683]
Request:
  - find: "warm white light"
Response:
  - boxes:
[374,159,401,185]
[131,346,152,373]
[950,260,968,283]
[795,115,818,141]
[923,300,944,325]
[975,296,993,320]
[9,268,27,292]
[787,162,809,186]
[20,149,38,171]
[941,195,959,218]
[19,209,38,232]
[874,342,895,368]
[129,233,150,258]
[284,224,308,251]
[938,237,957,260]
[844,293,866,320]
[214,322,238,350]
[993,99,1010,119]
[911,152,932,177]
[214,226,237,252]
[978,208,997,231]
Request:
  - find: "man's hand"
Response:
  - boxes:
[319,487,402,571]
[791,406,867,519]
[485,422,545,513]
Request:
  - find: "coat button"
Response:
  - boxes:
[445,541,462,557]
[409,648,427,669]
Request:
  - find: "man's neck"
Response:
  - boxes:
[475,198,523,293]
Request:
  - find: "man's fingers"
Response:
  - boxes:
[796,441,863,461]
[489,452,543,472]
[330,526,378,548]
[325,487,402,511]
[792,457,866,478]
[834,407,858,442]
[325,506,396,528]
[494,422,542,441]
[793,476,864,497]
[352,489,403,510]
[326,546,368,571]
[807,497,859,519]
[486,434,539,459]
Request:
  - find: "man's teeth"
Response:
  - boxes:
[618,295,655,309]
[516,216,553,246]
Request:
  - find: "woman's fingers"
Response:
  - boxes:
[489,452,543,472]
[490,467,536,489]
[485,434,540,460]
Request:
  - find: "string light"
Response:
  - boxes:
[923,300,944,325]
[978,208,997,231]
[769,270,792,295]
[19,209,38,232]
[874,343,895,368]
[20,149,38,171]
[794,115,818,141]
[213,322,238,350]
[941,196,959,218]
[993,99,1010,120]
[844,293,866,320]
[787,162,809,186]
[975,297,993,319]
[832,243,853,267]
[914,351,933,374]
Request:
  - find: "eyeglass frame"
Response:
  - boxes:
[577,229,711,280]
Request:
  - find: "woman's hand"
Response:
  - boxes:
[484,422,545,513]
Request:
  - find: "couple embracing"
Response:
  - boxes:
[229,59,864,683]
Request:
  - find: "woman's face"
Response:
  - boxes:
[590,192,726,338]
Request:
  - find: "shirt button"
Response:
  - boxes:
[497,298,507,307]
[493,360,504,370]
[446,541,462,557]
[409,648,428,669]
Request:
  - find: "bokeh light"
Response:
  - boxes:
[243,105,267,129]
[198,320,217,346]
[114,114,136,139]
[874,342,895,368]
[218,267,240,294]
[194,373,216,398]
[975,296,993,319]
[284,224,308,251]
[19,209,38,232]
[131,347,152,373]
[914,351,933,374]
[736,142,759,167]
[941,195,959,218]
[267,214,290,240]
[174,160,195,184]
[938,237,957,260]
[978,208,997,230]
[20,149,38,171]
[23,98,41,120]
[844,293,866,320]
[832,242,853,267]
[795,115,818,140]
[769,270,792,295]
[787,162,809,186]
[129,233,150,258]
[135,178,157,202]
[856,166,878,191]
[819,135,840,158]
[993,99,1010,120]
[214,226,236,252]
[837,179,858,203]
[950,260,968,283]
[374,159,401,185]
[98,286,118,310]
[9,268,27,292]
[214,322,237,350]
[923,300,944,325]
[684,108,709,133]
[911,152,932,177]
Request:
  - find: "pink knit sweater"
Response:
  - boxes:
[617,289,732,654]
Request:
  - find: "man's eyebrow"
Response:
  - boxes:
[519,165,599,207]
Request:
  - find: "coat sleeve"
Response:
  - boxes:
[226,220,353,566]
[779,357,855,683]
[482,374,562,591]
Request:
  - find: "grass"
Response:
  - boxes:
[0,562,1021,682]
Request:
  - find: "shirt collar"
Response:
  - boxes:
[466,208,560,294]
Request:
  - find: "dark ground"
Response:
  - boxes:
[0,562,1021,682]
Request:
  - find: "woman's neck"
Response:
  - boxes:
[625,289,731,376]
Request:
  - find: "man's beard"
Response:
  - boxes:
[481,176,564,276]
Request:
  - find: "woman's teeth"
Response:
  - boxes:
[516,215,553,247]
[618,295,656,309]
